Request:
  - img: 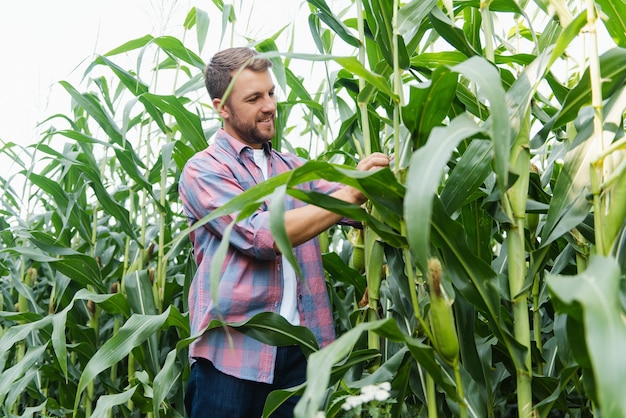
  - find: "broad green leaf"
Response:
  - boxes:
[257,39,287,94]
[410,51,467,68]
[183,7,211,53]
[308,14,326,54]
[74,308,174,411]
[295,318,457,418]
[553,47,626,128]
[142,93,207,151]
[0,345,47,405]
[50,254,105,293]
[334,56,398,102]
[104,34,154,56]
[124,269,157,315]
[36,143,137,240]
[153,36,205,70]
[547,255,626,416]
[287,188,404,246]
[307,0,361,47]
[541,86,626,246]
[534,47,626,143]
[322,252,366,296]
[91,386,137,417]
[5,369,39,413]
[401,66,458,148]
[440,139,492,213]
[362,0,410,69]
[27,171,91,242]
[94,55,170,135]
[405,114,484,270]
[153,349,182,416]
[451,57,510,195]
[59,81,124,145]
[206,312,320,356]
[429,7,480,57]
[398,0,438,53]
[595,0,626,48]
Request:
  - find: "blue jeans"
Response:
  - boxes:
[185,346,306,418]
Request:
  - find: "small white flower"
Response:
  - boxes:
[373,389,390,402]
[342,394,365,410]
[314,412,326,418]
[360,384,378,402]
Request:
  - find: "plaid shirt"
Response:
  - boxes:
[179,129,338,384]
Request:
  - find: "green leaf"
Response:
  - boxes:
[401,66,458,148]
[104,34,154,56]
[595,0,626,48]
[547,255,626,416]
[334,56,398,102]
[50,254,105,293]
[93,55,170,135]
[322,252,366,296]
[124,269,157,315]
[540,86,626,246]
[91,386,137,417]
[74,308,174,411]
[451,56,510,195]
[142,93,207,151]
[205,312,320,356]
[398,0,438,53]
[362,0,410,69]
[59,81,124,145]
[440,139,492,213]
[429,7,479,57]
[295,318,457,418]
[257,39,287,95]
[0,345,47,405]
[153,350,182,416]
[153,36,205,70]
[405,114,484,270]
[307,0,361,47]
[534,47,626,143]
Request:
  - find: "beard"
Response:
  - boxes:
[228,108,275,145]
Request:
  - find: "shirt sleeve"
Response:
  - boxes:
[179,154,278,260]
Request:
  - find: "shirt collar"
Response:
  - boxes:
[216,128,273,157]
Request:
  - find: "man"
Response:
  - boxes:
[179,47,390,417]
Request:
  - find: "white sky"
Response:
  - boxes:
[0,1,312,150]
[0,1,612,169]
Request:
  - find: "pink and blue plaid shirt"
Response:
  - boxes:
[179,129,339,384]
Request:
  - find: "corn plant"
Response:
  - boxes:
[1,0,625,417]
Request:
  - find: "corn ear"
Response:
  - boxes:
[365,228,384,307]
[427,258,459,367]
[348,228,365,274]
[18,268,37,317]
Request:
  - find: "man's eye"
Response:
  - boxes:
[269,91,275,97]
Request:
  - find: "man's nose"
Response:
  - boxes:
[261,94,276,112]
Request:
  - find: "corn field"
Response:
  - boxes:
[1,0,625,417]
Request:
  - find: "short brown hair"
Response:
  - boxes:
[204,47,272,100]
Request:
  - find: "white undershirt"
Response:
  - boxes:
[252,149,300,326]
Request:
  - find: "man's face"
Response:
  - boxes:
[216,68,276,148]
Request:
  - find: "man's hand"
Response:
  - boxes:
[278,152,391,250]
[347,152,392,205]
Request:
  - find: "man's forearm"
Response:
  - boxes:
[276,187,363,250]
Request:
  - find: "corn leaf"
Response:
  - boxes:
[405,114,484,270]
[547,255,626,416]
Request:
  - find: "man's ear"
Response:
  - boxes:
[213,98,229,119]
